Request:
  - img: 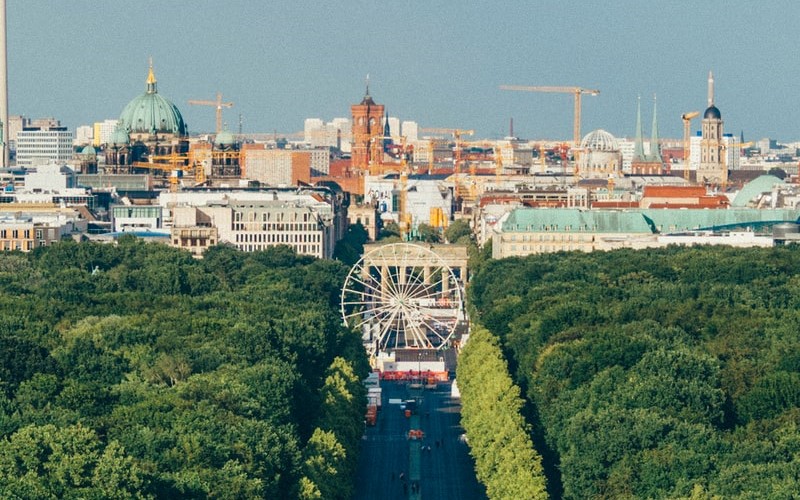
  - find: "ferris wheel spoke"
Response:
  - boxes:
[345,273,386,298]
[341,302,391,324]
[419,315,449,344]
[408,270,448,301]
[404,262,428,291]
[377,304,402,346]
[372,263,400,302]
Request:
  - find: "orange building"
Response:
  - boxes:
[350,84,385,172]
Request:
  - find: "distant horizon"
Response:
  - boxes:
[8,1,800,143]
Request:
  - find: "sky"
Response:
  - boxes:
[8,1,800,142]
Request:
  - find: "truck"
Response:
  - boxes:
[364,372,380,389]
[365,405,377,426]
[368,387,382,410]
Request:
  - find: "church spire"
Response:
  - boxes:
[648,94,662,162]
[146,57,157,94]
[707,70,714,107]
[633,95,645,161]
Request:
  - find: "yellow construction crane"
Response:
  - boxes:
[499,85,600,146]
[420,128,474,201]
[397,136,412,240]
[681,111,700,181]
[493,143,504,182]
[419,128,474,170]
[188,92,234,134]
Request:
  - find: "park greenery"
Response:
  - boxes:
[468,245,800,498]
[0,238,368,498]
[457,325,548,499]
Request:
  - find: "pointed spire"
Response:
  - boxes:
[648,94,662,162]
[383,108,391,137]
[365,73,370,97]
[633,95,645,160]
[707,70,714,107]
[146,57,157,94]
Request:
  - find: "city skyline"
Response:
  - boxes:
[8,1,800,142]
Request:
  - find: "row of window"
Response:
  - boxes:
[234,211,314,223]
[1,240,34,251]
[233,222,319,232]
[236,243,321,255]
[174,238,216,248]
[508,233,595,242]
[0,229,31,239]
[235,232,321,244]
[509,244,587,253]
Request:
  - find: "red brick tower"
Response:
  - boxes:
[351,80,385,173]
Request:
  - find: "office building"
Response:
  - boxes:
[16,123,73,166]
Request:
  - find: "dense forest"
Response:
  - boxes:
[468,245,800,499]
[0,237,368,499]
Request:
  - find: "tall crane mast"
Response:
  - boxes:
[500,85,600,146]
[420,128,474,202]
[681,111,700,181]
[188,92,234,134]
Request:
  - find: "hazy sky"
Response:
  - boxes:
[8,1,799,141]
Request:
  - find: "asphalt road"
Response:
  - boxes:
[354,380,486,500]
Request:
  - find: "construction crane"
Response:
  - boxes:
[419,128,474,171]
[188,92,234,134]
[420,128,474,203]
[499,85,600,146]
[397,136,412,240]
[494,144,504,182]
[681,111,700,181]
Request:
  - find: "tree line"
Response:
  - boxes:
[457,324,547,499]
[0,237,368,498]
[468,245,800,498]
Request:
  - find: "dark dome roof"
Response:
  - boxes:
[704,105,721,120]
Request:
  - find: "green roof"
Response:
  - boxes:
[732,175,786,207]
[502,207,800,235]
[502,209,654,234]
[119,64,187,136]
[642,208,800,233]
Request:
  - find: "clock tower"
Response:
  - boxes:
[351,78,385,173]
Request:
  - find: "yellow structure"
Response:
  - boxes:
[681,111,700,180]
[500,85,600,146]
[188,92,234,134]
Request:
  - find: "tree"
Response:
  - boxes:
[415,223,441,243]
[377,222,401,240]
[444,219,472,243]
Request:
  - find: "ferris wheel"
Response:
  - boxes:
[341,243,464,356]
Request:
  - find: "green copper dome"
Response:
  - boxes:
[118,64,187,136]
[110,125,130,147]
[215,128,235,147]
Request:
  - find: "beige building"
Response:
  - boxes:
[347,204,379,240]
[0,209,87,251]
[492,207,800,258]
[172,200,336,258]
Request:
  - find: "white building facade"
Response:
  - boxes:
[16,126,74,166]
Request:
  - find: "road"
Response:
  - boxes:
[354,380,486,500]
